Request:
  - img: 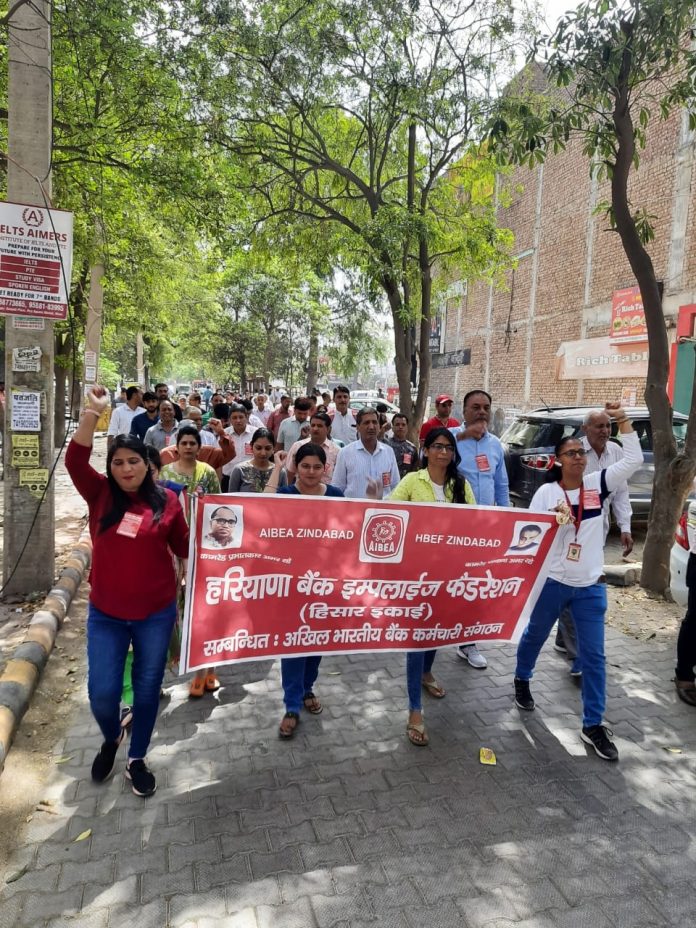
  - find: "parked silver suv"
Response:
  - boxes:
[500,406,688,519]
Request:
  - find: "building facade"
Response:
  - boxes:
[429,101,696,425]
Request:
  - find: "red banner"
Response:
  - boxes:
[180,495,559,672]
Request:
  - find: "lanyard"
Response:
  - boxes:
[560,483,583,541]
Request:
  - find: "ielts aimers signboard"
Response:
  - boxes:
[0,201,73,320]
[180,494,559,672]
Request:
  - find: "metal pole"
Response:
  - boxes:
[4,0,55,593]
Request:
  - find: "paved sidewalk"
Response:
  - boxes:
[1,612,696,928]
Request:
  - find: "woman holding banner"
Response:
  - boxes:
[513,403,642,762]
[66,386,189,797]
[389,428,475,746]
[161,426,221,698]
[264,443,345,737]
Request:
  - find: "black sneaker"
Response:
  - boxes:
[91,731,124,782]
[514,677,535,711]
[581,725,619,761]
[553,640,567,654]
[126,759,157,797]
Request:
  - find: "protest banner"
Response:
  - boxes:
[180,495,559,673]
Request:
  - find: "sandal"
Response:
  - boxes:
[189,675,205,698]
[407,721,429,747]
[303,691,323,714]
[204,674,221,692]
[421,678,446,699]
[675,678,696,707]
[279,711,300,739]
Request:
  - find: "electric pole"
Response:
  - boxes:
[4,0,55,593]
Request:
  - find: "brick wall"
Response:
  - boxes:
[430,105,696,422]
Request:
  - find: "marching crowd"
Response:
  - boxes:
[66,379,688,798]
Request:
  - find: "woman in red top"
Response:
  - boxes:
[66,386,189,797]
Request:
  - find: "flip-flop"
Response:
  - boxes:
[407,722,429,746]
[421,679,446,699]
[189,676,205,698]
[279,711,300,739]
[303,691,323,714]
[204,674,221,692]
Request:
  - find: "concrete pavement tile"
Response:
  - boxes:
[58,855,116,891]
[241,806,291,831]
[298,836,354,870]
[169,888,226,924]
[166,794,216,824]
[266,820,317,851]
[116,846,168,879]
[194,811,244,841]
[89,823,142,858]
[0,892,24,928]
[226,876,282,913]
[141,819,195,849]
[331,862,388,895]
[195,854,251,891]
[338,771,390,795]
[248,847,304,881]
[256,783,304,808]
[256,896,318,928]
[278,869,336,904]
[35,835,90,868]
[1,861,60,897]
[14,886,82,926]
[303,779,349,801]
[392,823,448,850]
[285,796,335,825]
[363,879,422,914]
[311,889,373,927]
[357,807,408,831]
[346,829,401,862]
[105,897,168,927]
[371,785,417,811]
[644,886,696,923]
[46,911,109,928]
[140,864,194,904]
[638,850,696,887]
[313,812,366,841]
[404,901,471,928]
[82,874,140,910]
[509,877,569,918]
[169,835,222,872]
[330,792,378,816]
[544,903,616,928]
[220,828,272,857]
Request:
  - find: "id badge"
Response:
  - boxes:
[475,454,490,472]
[566,542,582,562]
[116,512,144,538]
[382,471,391,487]
[584,489,601,509]
[403,452,412,465]
[244,443,253,455]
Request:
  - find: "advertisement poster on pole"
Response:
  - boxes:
[0,201,73,320]
[180,495,559,673]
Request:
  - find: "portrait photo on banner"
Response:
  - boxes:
[201,503,244,550]
[504,520,551,557]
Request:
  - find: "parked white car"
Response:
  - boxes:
[670,501,696,607]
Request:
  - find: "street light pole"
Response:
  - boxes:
[3,0,56,593]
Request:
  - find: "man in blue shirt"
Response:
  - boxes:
[333,407,400,498]
[450,389,510,669]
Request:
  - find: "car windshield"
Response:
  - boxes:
[501,418,576,449]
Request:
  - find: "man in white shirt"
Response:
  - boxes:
[555,408,635,670]
[222,403,256,487]
[286,411,340,484]
[329,385,357,444]
[332,407,400,498]
[107,386,144,449]
[254,394,271,425]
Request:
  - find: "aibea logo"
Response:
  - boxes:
[359,508,410,564]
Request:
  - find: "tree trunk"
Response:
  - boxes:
[610,51,696,593]
[306,325,318,393]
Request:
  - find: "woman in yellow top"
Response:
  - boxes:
[389,428,475,746]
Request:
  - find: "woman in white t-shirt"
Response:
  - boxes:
[513,403,642,762]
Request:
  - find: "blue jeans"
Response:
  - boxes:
[515,579,607,727]
[406,649,437,711]
[87,601,176,759]
[281,656,322,713]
